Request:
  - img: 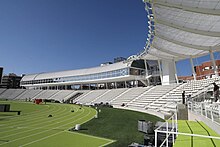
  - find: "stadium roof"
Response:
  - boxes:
[21,61,130,81]
[141,0,220,61]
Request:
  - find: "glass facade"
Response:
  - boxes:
[21,67,146,85]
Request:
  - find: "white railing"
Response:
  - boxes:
[188,101,220,125]
[154,113,177,147]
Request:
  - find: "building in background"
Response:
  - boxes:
[0,73,22,89]
[178,60,220,81]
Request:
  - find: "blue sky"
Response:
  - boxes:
[0,0,219,76]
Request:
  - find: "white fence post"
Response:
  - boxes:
[166,121,168,147]
[218,105,220,118]
[201,103,203,116]
[155,130,157,147]
[175,113,178,137]
[205,106,208,118]
[211,109,214,122]
[172,115,175,146]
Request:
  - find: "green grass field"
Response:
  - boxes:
[2,101,219,147]
[0,101,113,147]
[79,106,163,147]
[0,101,163,147]
[174,120,220,147]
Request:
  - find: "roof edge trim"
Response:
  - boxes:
[152,0,220,16]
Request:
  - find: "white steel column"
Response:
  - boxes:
[158,60,163,83]
[161,60,176,85]
[144,59,149,86]
[173,60,179,84]
[106,83,108,89]
[210,50,219,77]
[144,59,149,77]
[190,57,196,80]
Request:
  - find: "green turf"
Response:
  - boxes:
[174,120,220,147]
[0,101,113,147]
[79,106,164,147]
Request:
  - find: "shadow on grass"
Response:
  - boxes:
[0,140,9,142]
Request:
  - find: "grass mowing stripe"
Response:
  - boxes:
[66,131,115,147]
[67,131,114,143]
[0,104,68,134]
[0,102,55,119]
[0,105,79,138]
[0,104,58,125]
[0,107,89,146]
[196,121,216,147]
[0,105,58,128]
[185,121,193,147]
[0,104,60,133]
[22,131,111,147]
[99,140,115,147]
[0,103,78,129]
[0,102,102,147]
[16,107,95,147]
[19,131,64,147]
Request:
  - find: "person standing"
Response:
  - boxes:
[213,83,219,102]
[182,91,185,104]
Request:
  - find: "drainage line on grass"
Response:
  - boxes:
[185,121,193,147]
[196,120,216,147]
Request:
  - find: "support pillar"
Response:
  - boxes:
[173,60,179,84]
[161,60,176,85]
[210,50,219,77]
[158,60,163,83]
[144,59,149,86]
[144,59,149,77]
[190,57,196,80]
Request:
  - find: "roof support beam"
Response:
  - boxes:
[151,0,220,16]
[156,19,220,37]
[155,34,216,51]
[151,43,189,58]
[147,51,176,60]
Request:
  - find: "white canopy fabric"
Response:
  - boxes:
[142,0,220,61]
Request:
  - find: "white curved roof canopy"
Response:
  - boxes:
[142,0,220,61]
[21,61,130,81]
